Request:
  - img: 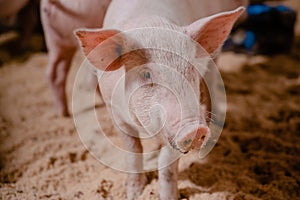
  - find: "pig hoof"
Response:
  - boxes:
[126,174,147,200]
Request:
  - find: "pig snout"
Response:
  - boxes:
[174,125,210,154]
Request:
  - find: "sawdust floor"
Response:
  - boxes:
[0,35,299,200]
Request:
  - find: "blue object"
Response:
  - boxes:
[247,4,271,15]
[276,5,294,12]
[247,4,294,16]
[243,31,256,50]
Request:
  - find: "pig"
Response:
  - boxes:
[75,0,245,199]
[40,0,111,116]
[40,0,247,117]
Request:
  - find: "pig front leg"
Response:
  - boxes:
[121,132,147,199]
[158,147,179,200]
[46,47,76,116]
[126,171,147,200]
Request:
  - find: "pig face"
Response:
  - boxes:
[123,47,209,154]
[129,65,208,153]
[75,7,244,154]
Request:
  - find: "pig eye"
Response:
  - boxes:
[140,70,154,87]
[143,72,151,79]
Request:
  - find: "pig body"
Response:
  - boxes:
[76,0,244,199]
[40,0,111,116]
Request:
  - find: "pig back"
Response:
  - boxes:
[103,0,197,29]
[41,0,111,46]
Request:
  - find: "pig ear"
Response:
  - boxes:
[75,29,123,71]
[184,7,245,55]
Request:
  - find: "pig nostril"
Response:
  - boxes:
[177,126,209,153]
[184,139,192,146]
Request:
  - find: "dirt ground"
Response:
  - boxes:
[0,42,299,200]
[0,4,300,200]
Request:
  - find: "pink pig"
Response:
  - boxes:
[41,0,247,117]
[75,0,244,199]
[40,0,111,116]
